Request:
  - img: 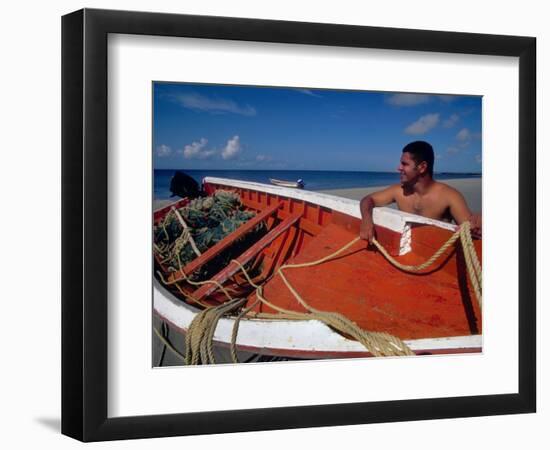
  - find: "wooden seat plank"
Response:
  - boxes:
[192,212,302,301]
[167,202,282,283]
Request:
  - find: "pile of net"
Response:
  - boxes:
[154,190,266,281]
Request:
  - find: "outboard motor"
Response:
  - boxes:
[169,171,201,199]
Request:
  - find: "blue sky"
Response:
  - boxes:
[153,82,482,173]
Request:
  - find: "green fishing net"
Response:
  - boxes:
[154,191,265,281]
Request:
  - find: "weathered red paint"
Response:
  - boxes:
[249,222,481,340]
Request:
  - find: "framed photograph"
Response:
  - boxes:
[62,8,536,441]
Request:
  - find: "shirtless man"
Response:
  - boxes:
[360,141,482,243]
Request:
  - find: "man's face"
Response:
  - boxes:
[398,152,423,185]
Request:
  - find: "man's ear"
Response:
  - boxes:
[417,161,428,175]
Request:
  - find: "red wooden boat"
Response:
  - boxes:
[153,177,482,361]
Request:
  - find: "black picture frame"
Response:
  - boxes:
[62,8,536,442]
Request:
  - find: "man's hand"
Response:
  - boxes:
[359,188,396,245]
[469,213,482,238]
[360,221,375,244]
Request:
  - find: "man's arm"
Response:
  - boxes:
[359,185,398,243]
[447,188,482,237]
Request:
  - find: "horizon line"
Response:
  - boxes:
[154,168,482,175]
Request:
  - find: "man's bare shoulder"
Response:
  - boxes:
[365,183,401,196]
[431,181,466,205]
[385,183,403,193]
[364,183,401,207]
[383,183,403,197]
[432,181,463,196]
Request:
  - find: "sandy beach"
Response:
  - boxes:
[319,178,482,214]
[154,198,177,210]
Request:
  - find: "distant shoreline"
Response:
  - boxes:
[155,168,481,176]
[154,169,481,200]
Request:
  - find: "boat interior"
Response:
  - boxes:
[153,182,482,342]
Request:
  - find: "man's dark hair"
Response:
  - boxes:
[402,141,434,177]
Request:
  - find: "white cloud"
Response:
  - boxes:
[387,94,431,106]
[221,136,242,160]
[475,154,482,164]
[456,128,472,141]
[454,128,481,149]
[404,113,440,135]
[295,88,322,98]
[172,93,256,116]
[181,138,216,159]
[256,154,272,162]
[443,113,460,128]
[156,144,172,157]
[446,146,460,154]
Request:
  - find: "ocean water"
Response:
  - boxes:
[154,169,481,200]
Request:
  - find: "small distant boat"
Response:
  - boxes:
[269,178,304,189]
[153,177,482,361]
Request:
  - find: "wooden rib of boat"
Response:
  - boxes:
[153,176,482,360]
[269,178,304,188]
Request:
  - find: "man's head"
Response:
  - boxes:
[398,141,434,185]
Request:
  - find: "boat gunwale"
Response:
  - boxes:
[203,176,459,233]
